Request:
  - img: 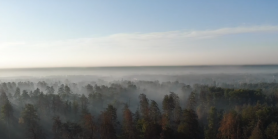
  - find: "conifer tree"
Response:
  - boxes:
[122,104,137,139]
[20,104,44,139]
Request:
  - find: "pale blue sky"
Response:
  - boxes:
[0,1,278,68]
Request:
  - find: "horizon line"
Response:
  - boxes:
[1,64,278,70]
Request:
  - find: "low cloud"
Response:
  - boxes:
[1,25,278,50]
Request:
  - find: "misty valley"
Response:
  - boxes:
[0,68,278,139]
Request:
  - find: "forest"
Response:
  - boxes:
[0,77,278,139]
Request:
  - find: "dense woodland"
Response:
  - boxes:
[1,79,278,139]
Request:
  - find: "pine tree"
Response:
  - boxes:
[82,113,97,139]
[265,122,278,139]
[149,100,161,124]
[14,87,21,98]
[52,116,63,139]
[100,110,117,139]
[177,109,200,139]
[0,91,8,106]
[205,107,221,139]
[1,100,13,138]
[122,104,137,139]
[186,91,197,110]
[218,111,241,139]
[249,121,264,139]
[139,94,149,120]
[80,94,89,114]
[20,104,44,139]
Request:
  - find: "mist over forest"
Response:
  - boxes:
[0,66,277,139]
[2,0,278,138]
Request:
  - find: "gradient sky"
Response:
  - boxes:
[1,1,278,68]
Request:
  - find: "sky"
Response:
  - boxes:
[0,1,278,68]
